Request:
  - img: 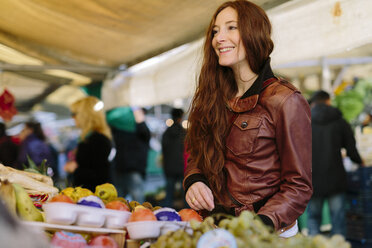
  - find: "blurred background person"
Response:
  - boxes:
[308,90,364,236]
[16,121,52,170]
[64,96,113,192]
[161,108,186,209]
[108,106,150,203]
[0,122,18,168]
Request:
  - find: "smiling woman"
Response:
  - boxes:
[183,0,312,238]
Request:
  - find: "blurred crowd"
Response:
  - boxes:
[0,96,188,211]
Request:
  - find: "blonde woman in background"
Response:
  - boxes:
[64,96,113,191]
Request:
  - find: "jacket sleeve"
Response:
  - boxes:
[182,154,209,193]
[257,92,313,230]
[136,122,151,144]
[341,119,362,164]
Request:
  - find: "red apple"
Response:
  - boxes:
[50,194,74,204]
[128,208,156,222]
[88,235,118,248]
[105,201,130,211]
[178,208,203,222]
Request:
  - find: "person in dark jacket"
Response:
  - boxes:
[308,90,363,236]
[64,96,113,192]
[109,107,150,203]
[0,122,18,167]
[161,108,186,209]
[17,121,52,170]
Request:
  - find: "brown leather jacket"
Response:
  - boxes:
[184,74,312,231]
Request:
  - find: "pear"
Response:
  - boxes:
[95,183,117,203]
[12,183,43,222]
[142,201,153,210]
[129,200,141,211]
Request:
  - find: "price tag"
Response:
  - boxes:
[197,229,237,248]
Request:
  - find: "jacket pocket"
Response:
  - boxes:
[226,115,262,156]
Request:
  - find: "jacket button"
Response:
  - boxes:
[241,121,248,128]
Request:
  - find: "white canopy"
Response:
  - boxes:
[102,0,372,108]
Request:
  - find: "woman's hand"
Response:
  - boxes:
[132,108,145,123]
[63,161,78,173]
[186,182,215,211]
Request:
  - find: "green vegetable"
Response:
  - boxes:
[22,155,48,175]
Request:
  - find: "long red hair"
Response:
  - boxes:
[186,0,273,200]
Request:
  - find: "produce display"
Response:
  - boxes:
[95,183,118,203]
[51,231,87,248]
[154,207,181,221]
[151,211,351,248]
[50,194,74,204]
[105,200,130,211]
[13,182,44,222]
[124,207,200,240]
[0,179,44,222]
[89,234,119,248]
[43,185,131,229]
[60,186,94,202]
[0,163,353,248]
[0,163,58,195]
[77,195,106,208]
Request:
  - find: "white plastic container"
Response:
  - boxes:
[104,208,132,229]
[75,207,105,228]
[124,220,191,240]
[158,221,190,235]
[42,202,78,225]
[124,221,163,240]
[42,202,131,229]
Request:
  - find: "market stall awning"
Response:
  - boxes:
[0,0,371,114]
[102,0,372,108]
[0,0,287,113]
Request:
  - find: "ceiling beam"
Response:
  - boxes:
[0,63,115,73]
[16,84,62,112]
[274,57,372,69]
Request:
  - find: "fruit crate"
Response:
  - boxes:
[346,212,372,242]
[347,167,372,193]
[347,190,372,214]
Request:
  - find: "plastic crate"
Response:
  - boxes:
[347,191,372,214]
[346,212,372,242]
[347,167,372,193]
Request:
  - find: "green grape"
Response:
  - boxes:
[218,218,231,229]
[227,217,239,230]
[172,229,183,240]
[235,237,246,248]
[237,213,251,229]
[182,237,193,248]
[203,216,215,227]
[189,219,201,230]
[172,240,184,248]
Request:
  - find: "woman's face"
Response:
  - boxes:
[19,126,32,141]
[212,7,247,69]
[71,112,80,128]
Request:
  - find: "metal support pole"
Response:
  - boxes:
[321,57,332,94]
[332,65,350,92]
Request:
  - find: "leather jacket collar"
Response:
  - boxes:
[227,58,277,113]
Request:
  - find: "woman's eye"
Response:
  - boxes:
[212,29,218,36]
[229,26,237,30]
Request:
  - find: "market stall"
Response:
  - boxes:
[0,162,358,248]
